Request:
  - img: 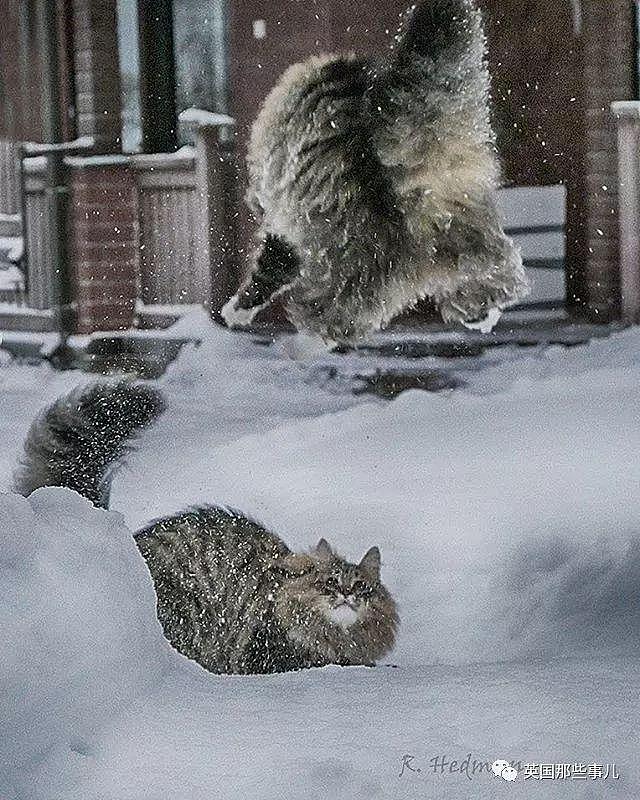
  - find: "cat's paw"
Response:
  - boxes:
[460,306,502,333]
[220,295,262,329]
[439,266,529,333]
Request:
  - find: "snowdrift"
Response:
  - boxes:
[2,488,638,800]
[117,331,640,666]
[3,319,640,797]
[0,490,176,798]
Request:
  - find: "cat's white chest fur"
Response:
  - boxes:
[328,603,359,628]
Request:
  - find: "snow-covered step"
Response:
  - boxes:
[497,185,566,308]
[0,218,25,305]
[0,265,25,303]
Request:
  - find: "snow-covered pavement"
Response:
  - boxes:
[2,313,640,798]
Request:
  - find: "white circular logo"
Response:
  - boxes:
[492,759,518,781]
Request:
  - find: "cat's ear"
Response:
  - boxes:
[314,538,333,560]
[359,546,381,579]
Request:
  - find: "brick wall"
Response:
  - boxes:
[71,0,122,150]
[567,0,638,321]
[228,2,584,192]
[69,161,138,333]
[481,0,582,187]
[228,0,331,270]
[228,1,406,139]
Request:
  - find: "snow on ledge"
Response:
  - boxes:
[130,146,196,171]
[64,153,131,168]
[611,100,640,119]
[178,107,235,127]
[21,135,96,155]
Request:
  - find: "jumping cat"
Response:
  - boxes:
[221,0,529,344]
[14,383,398,674]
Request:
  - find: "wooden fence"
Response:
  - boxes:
[23,158,56,309]
[4,127,577,327]
[14,125,235,321]
[132,150,208,306]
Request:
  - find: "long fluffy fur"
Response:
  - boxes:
[136,508,398,674]
[13,382,165,508]
[222,0,528,343]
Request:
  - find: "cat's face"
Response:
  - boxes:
[273,538,398,666]
[276,539,387,629]
[309,540,382,628]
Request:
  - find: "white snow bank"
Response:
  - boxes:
[93,318,640,667]
[0,489,175,799]
[3,320,640,797]
[2,490,638,800]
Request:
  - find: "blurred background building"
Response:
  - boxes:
[0,0,638,335]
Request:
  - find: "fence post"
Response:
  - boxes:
[612,101,640,324]
[193,118,237,316]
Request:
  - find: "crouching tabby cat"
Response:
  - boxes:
[14,383,398,674]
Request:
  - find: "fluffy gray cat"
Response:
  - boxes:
[222,0,529,344]
[14,383,398,674]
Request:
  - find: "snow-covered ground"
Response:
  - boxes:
[2,312,640,799]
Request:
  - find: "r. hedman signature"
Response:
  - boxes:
[399,754,621,783]
[399,754,522,781]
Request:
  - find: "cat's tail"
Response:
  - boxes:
[391,0,482,68]
[13,382,165,509]
[371,0,489,167]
